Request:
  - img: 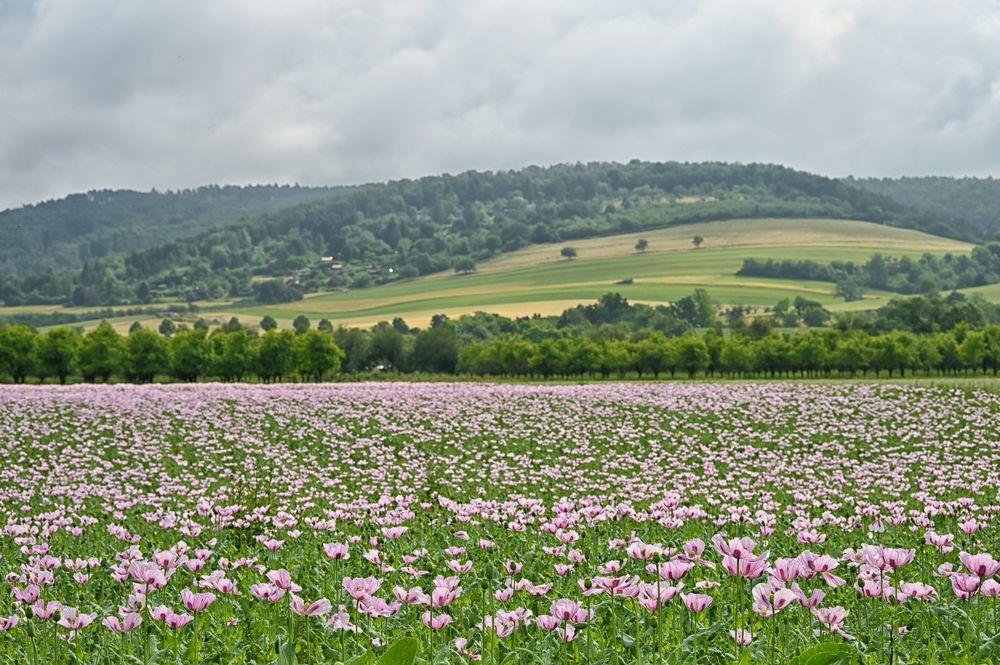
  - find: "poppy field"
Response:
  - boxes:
[1,382,1000,664]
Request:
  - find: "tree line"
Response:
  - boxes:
[0,316,467,384]
[0,185,336,278]
[847,176,1000,238]
[739,243,1000,301]
[458,327,1000,378]
[3,313,1000,384]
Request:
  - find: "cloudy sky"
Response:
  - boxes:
[0,0,998,210]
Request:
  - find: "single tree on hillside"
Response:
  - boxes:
[635,238,649,253]
[692,235,704,249]
[561,246,577,260]
[453,256,477,274]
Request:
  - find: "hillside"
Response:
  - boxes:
[0,184,338,276]
[847,176,1000,239]
[76,217,971,332]
[0,161,966,309]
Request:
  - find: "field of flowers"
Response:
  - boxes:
[0,382,999,664]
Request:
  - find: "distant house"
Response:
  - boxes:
[330,263,344,271]
[321,256,334,262]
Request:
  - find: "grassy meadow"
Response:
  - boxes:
[48,217,973,332]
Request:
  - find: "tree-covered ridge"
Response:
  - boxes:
[0,184,339,276]
[847,175,1000,239]
[0,161,970,308]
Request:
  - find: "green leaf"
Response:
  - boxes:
[785,642,856,665]
[977,633,1000,661]
[278,642,297,665]
[375,637,420,665]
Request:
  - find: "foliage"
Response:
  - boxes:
[739,243,1000,297]
[848,175,1000,238]
[0,161,959,308]
[0,184,336,276]
[0,383,995,663]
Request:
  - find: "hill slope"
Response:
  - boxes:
[847,176,1000,239]
[160,218,972,330]
[0,184,339,276]
[0,161,964,309]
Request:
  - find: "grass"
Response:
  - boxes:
[220,218,970,329]
[73,218,973,331]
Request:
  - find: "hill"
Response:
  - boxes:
[80,217,971,331]
[0,184,339,276]
[0,161,967,310]
[847,176,1000,239]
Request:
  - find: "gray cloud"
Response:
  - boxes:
[1,0,999,209]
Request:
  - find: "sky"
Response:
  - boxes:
[0,0,999,210]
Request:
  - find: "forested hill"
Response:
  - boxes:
[0,184,339,276]
[0,161,974,308]
[847,176,1000,239]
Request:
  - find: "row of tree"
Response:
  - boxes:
[0,317,468,384]
[3,317,1000,383]
[459,326,1000,378]
[0,323,343,384]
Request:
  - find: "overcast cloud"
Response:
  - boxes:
[0,0,999,210]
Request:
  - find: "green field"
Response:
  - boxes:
[82,217,972,331]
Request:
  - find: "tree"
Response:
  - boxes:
[832,333,871,376]
[599,340,634,378]
[0,324,38,383]
[671,289,716,327]
[675,334,709,377]
[959,331,987,374]
[635,238,649,254]
[369,324,405,370]
[866,254,889,290]
[220,317,245,333]
[210,330,255,381]
[412,325,459,373]
[333,327,372,373]
[257,330,297,382]
[635,332,674,378]
[720,337,755,377]
[293,315,311,335]
[528,339,566,378]
[125,327,168,383]
[159,318,177,337]
[169,329,210,382]
[835,278,864,302]
[36,328,82,384]
[561,246,577,260]
[296,330,344,380]
[453,256,476,274]
[78,321,124,382]
[260,315,278,331]
[136,281,152,304]
[318,319,333,333]
[692,235,704,249]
